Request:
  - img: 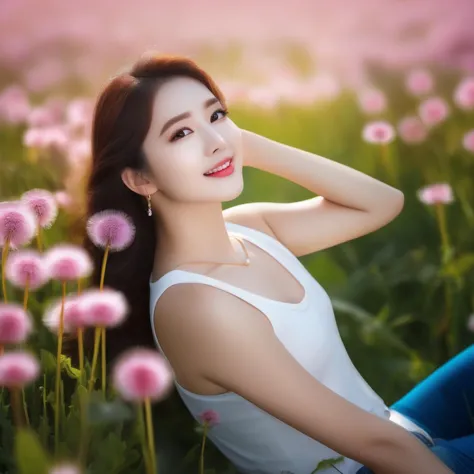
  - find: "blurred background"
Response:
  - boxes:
[1,0,473,472]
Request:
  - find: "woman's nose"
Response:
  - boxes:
[201,127,226,155]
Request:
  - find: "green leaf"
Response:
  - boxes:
[440,253,474,278]
[60,355,81,379]
[311,456,344,473]
[332,298,413,356]
[87,399,134,426]
[14,428,50,474]
[89,431,126,474]
[40,349,56,375]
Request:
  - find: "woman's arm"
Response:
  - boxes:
[236,129,404,257]
[155,285,453,474]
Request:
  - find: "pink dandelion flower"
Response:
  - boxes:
[417,183,454,205]
[78,288,128,328]
[0,351,40,388]
[112,348,173,402]
[397,116,428,144]
[0,303,33,344]
[21,188,58,229]
[453,77,474,111]
[418,97,450,127]
[49,463,82,474]
[462,130,474,153]
[5,249,49,290]
[0,201,37,249]
[45,244,93,281]
[357,88,387,115]
[0,85,31,125]
[198,409,220,427]
[87,210,136,252]
[362,121,395,144]
[43,295,85,334]
[405,68,434,97]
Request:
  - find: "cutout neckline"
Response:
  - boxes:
[150,224,310,311]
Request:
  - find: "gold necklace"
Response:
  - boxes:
[174,235,250,270]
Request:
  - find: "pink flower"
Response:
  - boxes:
[417,183,454,205]
[27,106,60,128]
[66,98,93,132]
[112,348,173,402]
[5,249,49,290]
[0,201,37,249]
[22,126,69,151]
[357,88,387,114]
[78,288,128,328]
[0,303,33,344]
[43,296,85,333]
[362,121,395,144]
[418,97,450,127]
[198,409,220,427]
[21,188,58,229]
[397,116,428,144]
[0,85,31,125]
[462,130,474,153]
[453,77,474,111]
[49,464,81,474]
[86,210,136,252]
[0,351,40,388]
[405,68,434,96]
[45,244,93,281]
[54,191,73,210]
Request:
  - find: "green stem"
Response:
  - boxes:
[380,143,397,185]
[138,404,153,474]
[145,398,157,474]
[88,327,101,392]
[199,424,209,474]
[54,281,67,453]
[435,204,451,264]
[77,328,84,385]
[101,327,106,395]
[434,203,455,356]
[2,237,10,303]
[10,388,24,427]
[100,245,109,290]
[77,390,90,467]
[21,388,29,426]
[36,224,43,252]
[23,278,29,310]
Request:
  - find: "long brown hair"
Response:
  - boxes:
[82,53,226,364]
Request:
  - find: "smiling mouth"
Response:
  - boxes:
[203,158,234,176]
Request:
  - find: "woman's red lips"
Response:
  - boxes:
[203,157,233,175]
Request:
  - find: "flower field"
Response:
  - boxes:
[1,1,474,472]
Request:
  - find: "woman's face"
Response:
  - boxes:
[142,76,244,203]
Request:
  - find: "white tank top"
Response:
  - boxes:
[149,222,392,474]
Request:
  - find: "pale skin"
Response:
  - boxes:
[121,76,452,474]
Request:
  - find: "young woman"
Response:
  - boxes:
[83,53,473,474]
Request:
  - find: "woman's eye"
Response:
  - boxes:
[211,108,228,122]
[170,128,191,141]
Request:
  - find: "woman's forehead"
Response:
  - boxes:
[153,77,215,117]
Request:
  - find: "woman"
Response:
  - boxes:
[83,52,473,473]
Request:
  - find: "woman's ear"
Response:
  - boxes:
[121,168,158,197]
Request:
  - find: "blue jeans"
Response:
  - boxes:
[357,344,474,473]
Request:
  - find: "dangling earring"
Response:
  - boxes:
[147,194,152,216]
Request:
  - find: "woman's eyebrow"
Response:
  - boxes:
[159,97,220,136]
